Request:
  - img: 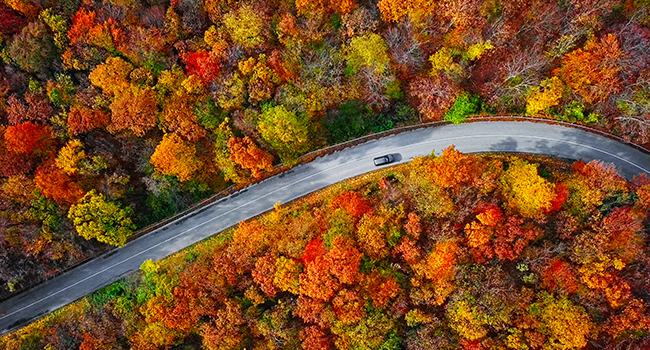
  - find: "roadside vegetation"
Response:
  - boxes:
[3,148,650,349]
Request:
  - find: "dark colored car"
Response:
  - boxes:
[373,154,395,166]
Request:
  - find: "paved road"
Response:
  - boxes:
[3,121,650,335]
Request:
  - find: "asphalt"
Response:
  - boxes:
[2,121,650,335]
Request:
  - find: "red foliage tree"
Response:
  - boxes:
[302,237,327,265]
[253,253,279,297]
[0,3,27,34]
[4,122,54,156]
[366,272,400,307]
[181,51,221,84]
[542,259,578,295]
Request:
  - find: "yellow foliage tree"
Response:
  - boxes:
[500,158,556,218]
[345,33,391,75]
[429,47,462,76]
[529,293,592,350]
[526,76,565,117]
[447,298,488,341]
[88,56,133,96]
[223,4,265,48]
[55,139,85,175]
[150,133,203,182]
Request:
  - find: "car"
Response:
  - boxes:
[373,154,395,166]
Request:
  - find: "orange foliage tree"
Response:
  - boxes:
[227,136,274,179]
[4,122,53,156]
[295,0,356,15]
[150,133,203,182]
[555,34,624,104]
[34,162,84,205]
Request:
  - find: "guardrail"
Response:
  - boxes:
[2,115,648,303]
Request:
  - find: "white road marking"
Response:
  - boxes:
[2,132,649,323]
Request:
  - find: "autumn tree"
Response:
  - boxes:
[529,293,592,350]
[356,204,405,259]
[555,34,624,104]
[88,56,133,96]
[377,0,435,23]
[108,85,158,137]
[67,106,110,136]
[409,74,460,121]
[222,4,267,48]
[257,105,312,164]
[500,158,556,218]
[55,139,85,175]
[526,76,565,117]
[7,22,57,74]
[150,133,203,182]
[4,122,53,156]
[68,190,135,246]
[227,136,274,179]
[328,191,372,218]
[0,3,27,34]
[34,162,84,205]
[345,33,391,75]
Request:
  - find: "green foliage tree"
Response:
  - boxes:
[68,190,136,247]
[444,93,480,124]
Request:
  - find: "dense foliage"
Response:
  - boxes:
[1,0,650,306]
[3,148,650,350]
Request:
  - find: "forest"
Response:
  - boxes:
[2,147,650,349]
[1,0,650,322]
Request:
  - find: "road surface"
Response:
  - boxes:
[2,121,650,335]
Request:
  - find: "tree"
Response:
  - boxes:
[345,33,391,75]
[161,92,207,142]
[377,0,435,23]
[356,205,405,259]
[555,34,624,104]
[227,136,274,179]
[150,133,203,182]
[181,51,221,85]
[526,76,565,117]
[500,158,556,218]
[7,22,57,74]
[55,139,85,175]
[257,105,312,164]
[0,3,27,35]
[222,4,267,48]
[296,0,355,15]
[67,106,110,136]
[445,93,480,124]
[88,57,133,96]
[425,145,480,189]
[108,85,158,136]
[529,293,592,350]
[328,191,372,218]
[409,74,460,121]
[4,122,53,156]
[420,241,458,305]
[34,162,84,205]
[68,190,135,246]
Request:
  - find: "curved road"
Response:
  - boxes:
[3,121,650,335]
